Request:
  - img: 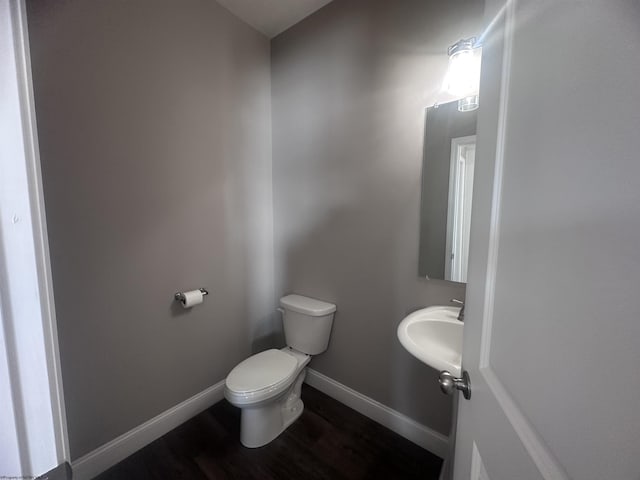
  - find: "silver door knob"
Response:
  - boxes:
[439,370,471,400]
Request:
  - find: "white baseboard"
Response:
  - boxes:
[71,380,226,480]
[72,370,449,479]
[304,368,449,459]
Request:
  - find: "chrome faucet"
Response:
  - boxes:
[450,299,465,322]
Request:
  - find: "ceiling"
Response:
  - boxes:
[216,0,334,38]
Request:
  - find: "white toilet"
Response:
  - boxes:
[224,294,336,448]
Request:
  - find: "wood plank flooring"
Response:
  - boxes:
[93,385,443,479]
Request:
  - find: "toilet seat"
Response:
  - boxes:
[225,349,299,405]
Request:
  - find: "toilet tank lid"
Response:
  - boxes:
[280,294,336,316]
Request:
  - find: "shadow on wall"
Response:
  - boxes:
[250,312,283,354]
[270,0,480,434]
[276,198,464,435]
[271,87,465,435]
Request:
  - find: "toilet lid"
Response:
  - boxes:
[226,349,298,394]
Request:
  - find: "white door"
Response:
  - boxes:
[453,1,640,479]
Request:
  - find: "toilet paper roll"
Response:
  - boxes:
[181,289,204,309]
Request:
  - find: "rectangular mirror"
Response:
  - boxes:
[418,100,478,282]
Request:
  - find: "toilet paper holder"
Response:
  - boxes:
[174,288,209,303]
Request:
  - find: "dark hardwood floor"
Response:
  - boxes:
[94,385,443,479]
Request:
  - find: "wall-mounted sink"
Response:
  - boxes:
[397,306,463,377]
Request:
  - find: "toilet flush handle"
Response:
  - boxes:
[277,307,285,315]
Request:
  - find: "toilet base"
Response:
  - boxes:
[239,369,306,448]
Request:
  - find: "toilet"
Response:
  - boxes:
[224,294,336,448]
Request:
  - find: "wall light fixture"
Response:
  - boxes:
[443,37,481,112]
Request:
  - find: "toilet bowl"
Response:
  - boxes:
[224,294,336,448]
[225,347,310,447]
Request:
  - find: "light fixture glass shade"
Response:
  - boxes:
[458,95,479,112]
[443,38,482,98]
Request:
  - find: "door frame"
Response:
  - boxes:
[1,0,69,471]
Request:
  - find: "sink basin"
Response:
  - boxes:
[397,306,463,377]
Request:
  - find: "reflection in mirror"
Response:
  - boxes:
[446,135,476,282]
[418,100,478,282]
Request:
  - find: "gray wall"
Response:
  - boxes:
[419,100,478,278]
[272,0,483,435]
[27,0,274,459]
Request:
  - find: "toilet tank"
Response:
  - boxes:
[280,294,336,355]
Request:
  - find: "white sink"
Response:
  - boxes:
[397,305,463,377]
